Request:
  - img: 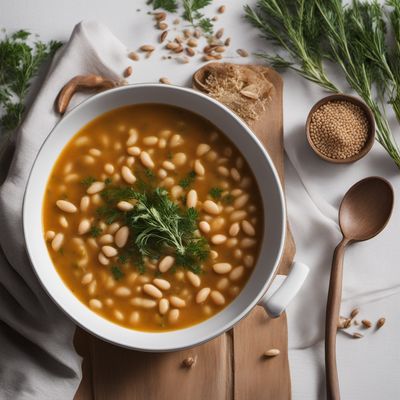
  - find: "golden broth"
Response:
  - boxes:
[42,104,263,331]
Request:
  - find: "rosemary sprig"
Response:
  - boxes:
[245,0,400,169]
[244,1,339,92]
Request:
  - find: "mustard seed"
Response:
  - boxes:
[309,100,369,160]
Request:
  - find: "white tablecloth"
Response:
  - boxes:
[1,1,399,399]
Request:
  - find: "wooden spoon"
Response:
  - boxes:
[325,176,394,400]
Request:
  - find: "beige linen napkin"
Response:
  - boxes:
[0,20,129,399]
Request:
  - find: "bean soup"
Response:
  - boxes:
[42,104,263,331]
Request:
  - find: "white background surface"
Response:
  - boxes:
[1,0,400,399]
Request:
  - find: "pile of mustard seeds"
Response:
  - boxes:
[309,100,370,159]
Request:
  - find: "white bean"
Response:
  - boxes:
[159,298,170,315]
[229,222,240,236]
[210,217,225,231]
[157,256,173,273]
[153,278,171,291]
[196,287,211,303]
[45,230,55,241]
[56,200,77,213]
[231,189,243,197]
[171,185,183,199]
[172,152,187,166]
[211,234,227,245]
[234,194,250,208]
[140,151,155,168]
[210,290,225,305]
[213,263,232,274]
[217,166,229,177]
[196,143,210,157]
[88,280,97,295]
[226,238,238,248]
[108,223,120,234]
[104,163,115,174]
[115,287,132,297]
[158,138,167,148]
[127,146,141,156]
[217,277,229,291]
[186,189,198,208]
[169,134,183,147]
[168,309,180,323]
[126,156,135,167]
[87,181,105,195]
[99,234,113,245]
[230,266,245,281]
[65,173,79,183]
[81,273,93,285]
[102,245,118,258]
[80,196,90,212]
[59,216,68,228]
[234,249,243,260]
[194,159,205,176]
[83,155,95,165]
[121,166,137,184]
[210,250,219,260]
[115,226,129,248]
[242,220,255,236]
[230,210,247,222]
[162,160,175,171]
[114,310,124,321]
[169,295,186,308]
[244,255,254,268]
[87,238,98,249]
[161,177,174,188]
[51,233,64,251]
[231,168,241,182]
[203,200,220,215]
[158,168,168,179]
[78,219,91,235]
[130,298,157,308]
[89,148,101,157]
[143,136,158,146]
[126,129,138,146]
[143,284,163,299]
[117,201,134,211]
[129,311,140,324]
[98,252,110,265]
[186,271,201,287]
[241,238,257,249]
[89,299,102,310]
[199,221,211,233]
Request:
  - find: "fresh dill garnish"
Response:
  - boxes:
[222,194,234,205]
[101,185,139,203]
[111,266,125,281]
[178,170,196,189]
[81,176,96,187]
[89,226,102,238]
[151,0,178,12]
[125,187,209,273]
[209,187,223,200]
[182,0,214,34]
[0,30,62,139]
[117,253,129,264]
[104,177,112,185]
[144,168,155,179]
[167,151,173,160]
[96,205,124,225]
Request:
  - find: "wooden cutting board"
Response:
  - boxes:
[74,65,295,400]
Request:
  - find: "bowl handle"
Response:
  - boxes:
[258,261,309,318]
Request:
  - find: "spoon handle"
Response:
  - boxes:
[325,238,349,400]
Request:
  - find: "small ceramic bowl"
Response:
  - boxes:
[305,94,375,164]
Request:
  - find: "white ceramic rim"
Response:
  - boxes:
[23,84,286,351]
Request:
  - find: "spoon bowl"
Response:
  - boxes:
[339,177,394,241]
[325,176,394,400]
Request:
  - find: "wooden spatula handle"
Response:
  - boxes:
[325,238,349,400]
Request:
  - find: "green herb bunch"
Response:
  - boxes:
[245,0,400,169]
[97,183,209,274]
[0,30,62,138]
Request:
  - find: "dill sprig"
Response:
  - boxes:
[0,30,62,137]
[183,0,214,34]
[126,188,209,273]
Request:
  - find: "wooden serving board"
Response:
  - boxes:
[74,65,295,400]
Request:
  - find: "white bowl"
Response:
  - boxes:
[23,84,308,351]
